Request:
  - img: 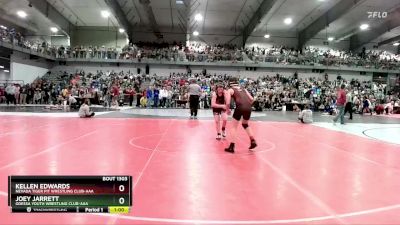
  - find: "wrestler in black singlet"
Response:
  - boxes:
[232,87,252,121]
[212,92,226,115]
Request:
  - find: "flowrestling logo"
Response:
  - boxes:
[367,11,388,19]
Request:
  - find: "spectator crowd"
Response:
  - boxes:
[2,25,400,70]
[1,24,400,115]
[1,68,399,116]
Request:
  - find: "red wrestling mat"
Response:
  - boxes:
[1,116,400,224]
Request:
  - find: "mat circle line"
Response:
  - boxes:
[362,127,400,146]
[128,133,276,155]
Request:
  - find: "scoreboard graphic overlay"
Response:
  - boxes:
[8,176,132,213]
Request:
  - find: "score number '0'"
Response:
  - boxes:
[119,185,125,205]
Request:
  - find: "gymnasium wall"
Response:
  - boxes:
[246,33,351,50]
[71,27,128,49]
[132,27,186,44]
[26,35,70,48]
[131,27,243,47]
[362,43,399,55]
[10,51,52,83]
[0,70,11,81]
[11,62,49,83]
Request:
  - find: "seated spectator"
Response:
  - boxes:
[293,104,301,112]
[298,105,313,124]
[384,101,394,114]
[68,95,78,109]
[140,95,148,107]
[362,96,372,115]
[78,99,95,118]
[375,104,385,115]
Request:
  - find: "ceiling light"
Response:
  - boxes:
[101,10,110,18]
[119,28,125,33]
[328,37,334,41]
[284,17,292,25]
[393,42,400,46]
[4,70,9,73]
[194,14,203,21]
[17,11,27,18]
[176,0,184,4]
[0,25,6,29]
[264,34,270,39]
[193,31,199,36]
[360,24,369,30]
[0,66,4,69]
[50,27,58,33]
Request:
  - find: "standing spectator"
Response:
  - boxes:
[5,83,16,105]
[188,79,201,119]
[146,87,153,108]
[104,90,112,108]
[0,86,6,103]
[159,86,167,108]
[134,84,141,107]
[14,84,20,105]
[34,89,42,104]
[333,84,346,125]
[20,85,27,105]
[27,85,34,104]
[112,84,120,107]
[153,86,160,108]
[166,86,173,108]
[125,86,135,107]
[344,89,353,120]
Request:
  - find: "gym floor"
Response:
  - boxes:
[0,106,399,224]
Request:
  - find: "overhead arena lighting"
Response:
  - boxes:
[194,13,203,21]
[50,27,58,33]
[284,17,292,25]
[394,42,400,46]
[193,31,199,36]
[328,37,334,41]
[119,28,125,33]
[4,70,9,73]
[17,11,27,18]
[101,10,110,18]
[0,66,4,69]
[176,0,184,5]
[360,24,369,30]
[0,25,6,29]
[264,34,270,39]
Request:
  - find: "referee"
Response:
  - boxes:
[188,79,201,119]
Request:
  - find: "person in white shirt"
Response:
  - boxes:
[384,101,394,114]
[344,91,353,120]
[69,95,78,108]
[5,84,16,105]
[79,99,95,118]
[166,87,173,108]
[159,87,168,108]
[298,105,313,124]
